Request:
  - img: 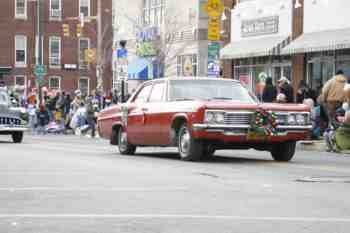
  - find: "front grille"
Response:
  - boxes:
[0,117,21,126]
[224,112,252,125]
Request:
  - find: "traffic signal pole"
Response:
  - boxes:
[35,0,44,105]
[96,0,103,93]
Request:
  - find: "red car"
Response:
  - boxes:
[98,78,311,162]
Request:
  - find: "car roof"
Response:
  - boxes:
[142,77,240,86]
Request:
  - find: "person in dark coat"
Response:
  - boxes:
[278,77,294,103]
[262,77,277,102]
[296,80,312,103]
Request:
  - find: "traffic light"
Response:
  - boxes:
[62,24,70,37]
[76,23,82,37]
[84,49,96,64]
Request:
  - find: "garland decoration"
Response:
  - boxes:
[250,109,278,136]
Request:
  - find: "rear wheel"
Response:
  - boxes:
[178,125,203,161]
[118,128,136,155]
[271,141,296,162]
[12,132,23,143]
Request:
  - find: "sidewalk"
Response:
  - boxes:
[297,140,350,154]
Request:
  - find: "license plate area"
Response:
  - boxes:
[247,131,267,141]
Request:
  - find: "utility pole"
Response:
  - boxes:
[96,0,103,93]
[35,0,45,105]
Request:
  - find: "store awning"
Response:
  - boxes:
[281,28,350,55]
[221,36,290,59]
[127,58,151,80]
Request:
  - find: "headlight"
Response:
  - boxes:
[214,112,225,124]
[205,111,225,124]
[296,114,306,125]
[287,114,296,125]
[205,112,215,123]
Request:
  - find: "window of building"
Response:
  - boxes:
[79,0,90,17]
[50,0,62,20]
[143,0,165,26]
[78,77,89,96]
[14,75,25,87]
[15,0,27,19]
[177,54,197,77]
[79,38,90,69]
[49,76,61,90]
[49,37,61,68]
[15,35,27,67]
[149,82,165,102]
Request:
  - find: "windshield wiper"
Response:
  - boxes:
[174,98,196,101]
[210,97,233,100]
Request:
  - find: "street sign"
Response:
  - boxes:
[208,42,220,78]
[203,0,224,18]
[208,18,221,41]
[34,65,47,77]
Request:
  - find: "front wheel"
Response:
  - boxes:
[118,128,136,155]
[271,141,296,162]
[178,125,203,161]
[12,132,23,143]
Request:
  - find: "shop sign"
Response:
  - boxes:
[136,41,157,57]
[183,56,194,76]
[242,16,279,37]
[136,27,159,57]
[204,0,224,41]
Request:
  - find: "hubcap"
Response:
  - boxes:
[119,132,128,151]
[180,128,190,155]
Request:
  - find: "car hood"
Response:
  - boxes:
[203,101,310,112]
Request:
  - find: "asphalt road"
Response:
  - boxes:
[1,134,350,233]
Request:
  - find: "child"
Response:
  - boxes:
[36,105,49,135]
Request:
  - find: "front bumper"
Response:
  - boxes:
[192,123,312,142]
[0,125,28,132]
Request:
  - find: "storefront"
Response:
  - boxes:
[281,0,350,95]
[221,0,293,94]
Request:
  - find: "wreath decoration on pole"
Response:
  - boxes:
[250,109,278,136]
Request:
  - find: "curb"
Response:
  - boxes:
[297,140,326,152]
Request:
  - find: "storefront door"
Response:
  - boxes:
[308,59,334,93]
[273,65,292,84]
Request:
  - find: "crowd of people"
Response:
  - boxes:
[17,89,127,138]
[261,70,350,152]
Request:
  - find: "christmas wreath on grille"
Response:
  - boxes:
[250,109,278,136]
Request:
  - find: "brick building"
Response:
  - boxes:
[0,0,112,97]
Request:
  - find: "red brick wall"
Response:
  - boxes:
[0,0,112,95]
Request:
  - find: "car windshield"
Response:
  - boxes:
[0,91,9,105]
[169,79,256,103]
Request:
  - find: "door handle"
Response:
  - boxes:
[141,108,148,112]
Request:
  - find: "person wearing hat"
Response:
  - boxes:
[277,77,294,103]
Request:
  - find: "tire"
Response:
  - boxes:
[178,125,203,161]
[202,144,216,159]
[12,132,23,143]
[271,141,296,162]
[118,128,136,155]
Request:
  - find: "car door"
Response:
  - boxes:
[127,83,153,145]
[144,81,168,145]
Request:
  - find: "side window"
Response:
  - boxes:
[133,85,152,104]
[149,82,165,102]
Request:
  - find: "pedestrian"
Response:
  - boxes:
[277,77,294,103]
[27,101,37,134]
[36,104,49,135]
[296,80,311,103]
[85,95,96,138]
[319,70,348,121]
[47,92,59,122]
[262,77,277,102]
[112,89,119,104]
[56,91,66,131]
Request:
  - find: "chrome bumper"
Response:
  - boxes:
[0,125,28,132]
[192,123,312,132]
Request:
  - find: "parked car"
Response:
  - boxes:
[97,78,311,162]
[0,88,27,143]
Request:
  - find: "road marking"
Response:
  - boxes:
[0,187,189,192]
[0,214,349,222]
